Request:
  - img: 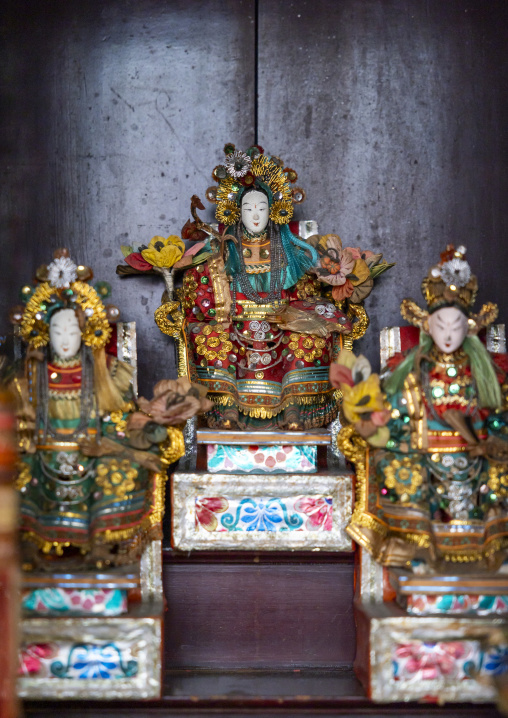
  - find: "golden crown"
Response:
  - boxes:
[422,244,478,312]
[17,249,114,350]
[400,245,498,333]
[206,144,306,226]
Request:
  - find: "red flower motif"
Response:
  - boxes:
[294,496,333,531]
[124,252,153,271]
[181,219,207,242]
[240,170,256,187]
[19,643,54,676]
[440,244,456,263]
[332,279,354,302]
[195,497,229,532]
[329,363,354,388]
[394,641,466,680]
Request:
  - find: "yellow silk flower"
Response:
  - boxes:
[341,373,386,424]
[141,235,185,268]
[349,258,371,286]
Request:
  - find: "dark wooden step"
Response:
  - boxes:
[162,549,356,669]
[24,668,502,716]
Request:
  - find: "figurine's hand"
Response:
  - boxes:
[78,437,111,457]
[265,306,333,338]
[128,378,213,431]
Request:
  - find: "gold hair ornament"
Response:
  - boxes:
[213,146,298,226]
[20,280,112,350]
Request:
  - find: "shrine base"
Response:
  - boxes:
[18,541,164,700]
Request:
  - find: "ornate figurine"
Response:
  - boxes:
[335,246,508,570]
[118,144,392,431]
[11,250,210,569]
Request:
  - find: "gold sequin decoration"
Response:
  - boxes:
[302,337,314,349]
[196,335,206,345]
[207,336,220,348]
[255,371,265,379]
[294,349,305,359]
[304,353,314,362]
[203,326,213,336]
[15,460,32,490]
[296,274,321,300]
[160,426,186,466]
[181,274,199,310]
[218,351,228,361]
[219,333,230,342]
[384,456,424,497]
[315,338,326,349]
[222,340,233,352]
[487,463,508,497]
[289,342,299,351]
[290,333,300,341]
[197,345,207,355]
[96,458,138,500]
[207,351,217,361]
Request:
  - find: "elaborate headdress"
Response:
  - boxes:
[385,245,502,408]
[400,245,498,334]
[206,143,306,226]
[18,249,113,349]
[14,249,124,414]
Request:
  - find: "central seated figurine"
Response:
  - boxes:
[118,144,392,433]
[178,147,386,431]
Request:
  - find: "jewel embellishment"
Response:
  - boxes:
[224,150,252,179]
[47,257,78,288]
[440,258,472,288]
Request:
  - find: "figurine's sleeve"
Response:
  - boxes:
[182,264,217,321]
[107,356,134,398]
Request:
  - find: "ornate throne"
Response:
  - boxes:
[158,219,359,553]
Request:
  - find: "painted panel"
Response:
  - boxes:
[367,612,507,702]
[171,472,353,551]
[22,588,128,617]
[406,594,508,616]
[19,613,162,699]
[207,444,317,474]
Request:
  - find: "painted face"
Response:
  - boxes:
[428,306,468,354]
[49,308,82,359]
[241,190,269,234]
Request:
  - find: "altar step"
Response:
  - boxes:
[22,549,503,716]
[24,669,503,717]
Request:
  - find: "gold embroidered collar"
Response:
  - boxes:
[50,354,82,368]
[242,230,267,244]
[428,346,468,367]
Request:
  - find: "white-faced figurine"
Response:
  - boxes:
[427,306,469,354]
[49,308,82,359]
[241,189,269,234]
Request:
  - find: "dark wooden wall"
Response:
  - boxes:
[2,0,508,393]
